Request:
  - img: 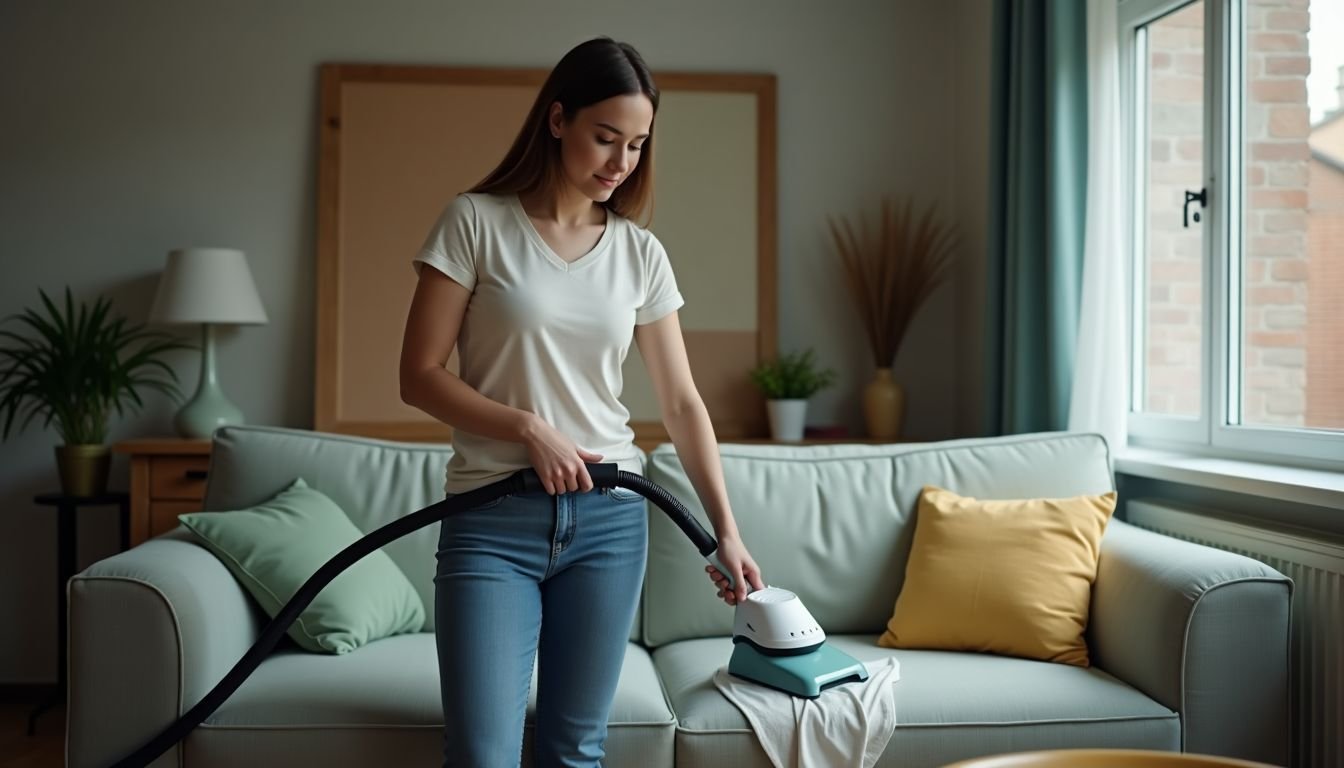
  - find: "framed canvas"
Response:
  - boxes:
[314,64,776,448]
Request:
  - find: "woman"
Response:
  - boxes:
[399,37,765,767]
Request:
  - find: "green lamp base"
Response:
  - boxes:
[174,385,243,439]
[175,323,245,439]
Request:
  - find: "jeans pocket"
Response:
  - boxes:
[606,486,644,503]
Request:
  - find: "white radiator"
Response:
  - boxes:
[1127,500,1344,768]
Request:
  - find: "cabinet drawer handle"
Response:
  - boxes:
[184,469,209,481]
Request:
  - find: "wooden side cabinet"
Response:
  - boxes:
[113,438,212,547]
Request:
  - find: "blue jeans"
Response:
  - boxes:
[434,487,648,767]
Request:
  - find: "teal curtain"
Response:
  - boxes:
[985,0,1088,435]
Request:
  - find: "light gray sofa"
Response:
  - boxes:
[68,427,1291,767]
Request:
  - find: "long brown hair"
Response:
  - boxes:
[469,37,659,224]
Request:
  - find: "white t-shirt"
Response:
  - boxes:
[413,192,684,493]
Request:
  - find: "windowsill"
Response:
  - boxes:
[1114,447,1344,509]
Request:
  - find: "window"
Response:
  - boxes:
[1122,0,1344,466]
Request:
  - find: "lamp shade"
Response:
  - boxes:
[150,248,268,325]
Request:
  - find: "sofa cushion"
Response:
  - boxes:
[655,635,1179,768]
[192,633,675,768]
[179,477,426,653]
[206,427,456,631]
[642,432,1115,647]
[879,485,1115,667]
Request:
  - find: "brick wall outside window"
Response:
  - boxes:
[1243,0,1311,427]
[1145,0,1341,429]
[1306,131,1344,429]
[1146,2,1205,417]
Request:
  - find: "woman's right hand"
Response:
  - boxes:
[522,416,603,494]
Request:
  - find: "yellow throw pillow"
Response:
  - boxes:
[878,485,1116,667]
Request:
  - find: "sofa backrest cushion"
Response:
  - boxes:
[204,426,649,641]
[640,432,1114,648]
[205,426,456,632]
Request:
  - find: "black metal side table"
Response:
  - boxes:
[27,491,130,736]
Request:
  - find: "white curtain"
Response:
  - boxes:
[1068,0,1130,453]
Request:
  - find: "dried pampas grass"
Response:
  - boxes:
[828,198,958,368]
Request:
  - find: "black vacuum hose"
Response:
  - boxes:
[108,463,717,768]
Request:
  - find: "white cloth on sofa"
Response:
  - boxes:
[713,656,900,768]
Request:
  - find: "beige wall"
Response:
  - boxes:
[0,0,990,683]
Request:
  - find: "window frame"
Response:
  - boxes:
[1119,0,1344,470]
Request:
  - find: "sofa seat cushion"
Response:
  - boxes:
[188,633,674,768]
[655,634,1180,768]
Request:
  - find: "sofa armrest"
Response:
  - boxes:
[1089,519,1292,765]
[67,529,263,768]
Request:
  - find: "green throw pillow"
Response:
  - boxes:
[178,478,425,654]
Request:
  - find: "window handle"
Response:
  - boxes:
[1183,188,1207,227]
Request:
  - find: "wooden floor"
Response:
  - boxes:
[0,688,63,768]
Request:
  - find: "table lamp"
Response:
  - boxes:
[150,247,268,438]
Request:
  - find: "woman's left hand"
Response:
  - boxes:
[705,534,765,606]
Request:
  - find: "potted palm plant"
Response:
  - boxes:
[829,197,957,439]
[0,288,192,496]
[749,348,837,441]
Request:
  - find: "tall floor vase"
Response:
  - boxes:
[863,368,905,440]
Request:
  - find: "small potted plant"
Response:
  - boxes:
[0,288,192,496]
[749,348,837,441]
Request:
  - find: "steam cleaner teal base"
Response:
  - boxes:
[728,642,870,699]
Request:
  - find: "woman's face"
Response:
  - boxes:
[550,93,654,202]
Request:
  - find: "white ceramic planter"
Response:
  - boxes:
[766,399,808,442]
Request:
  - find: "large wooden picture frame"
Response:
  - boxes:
[314,64,776,447]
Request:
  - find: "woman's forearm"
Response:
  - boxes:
[401,367,540,444]
[662,395,740,541]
